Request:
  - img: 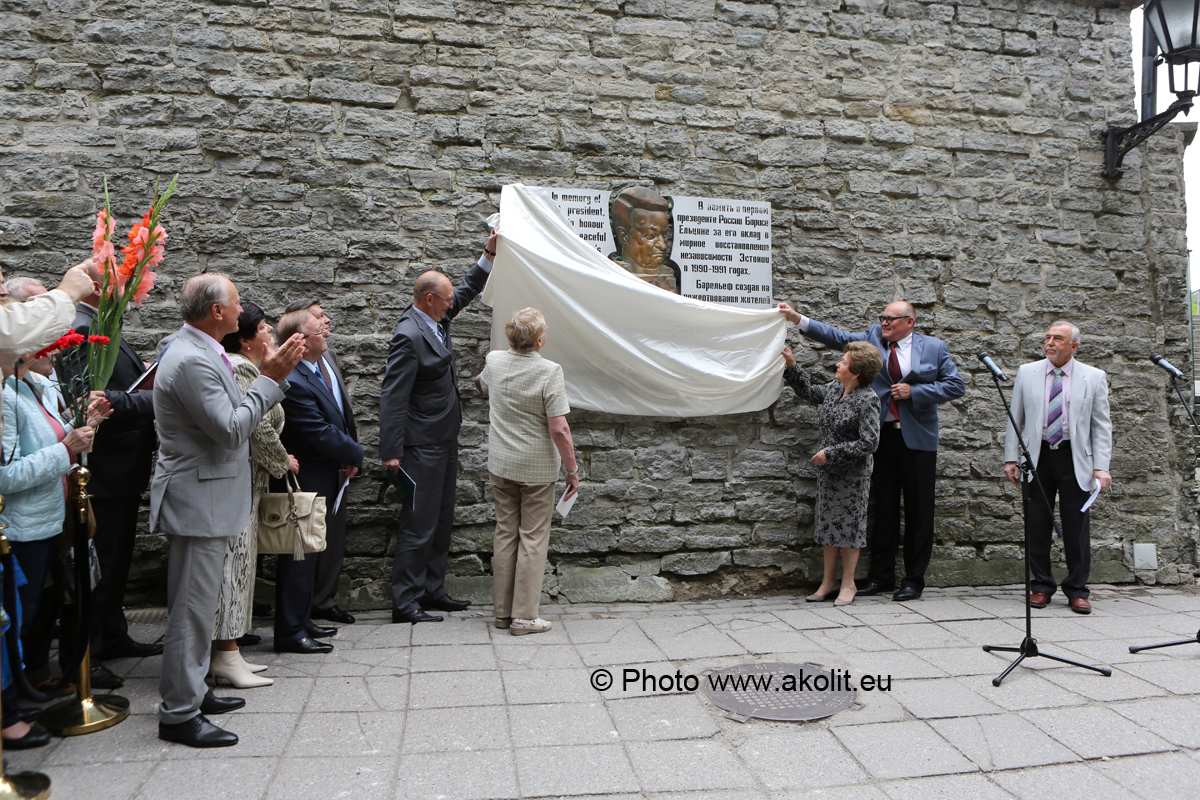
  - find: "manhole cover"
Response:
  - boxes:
[700,661,860,723]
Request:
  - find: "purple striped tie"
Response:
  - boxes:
[1046,368,1064,446]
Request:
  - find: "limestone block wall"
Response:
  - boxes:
[0,0,1195,606]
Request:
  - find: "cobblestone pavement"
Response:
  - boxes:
[7,584,1200,799]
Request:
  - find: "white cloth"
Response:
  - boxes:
[481,184,786,417]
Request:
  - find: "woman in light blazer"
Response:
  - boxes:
[476,308,579,635]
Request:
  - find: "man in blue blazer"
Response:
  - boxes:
[779,301,966,600]
[274,310,364,653]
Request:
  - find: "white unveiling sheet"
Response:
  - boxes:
[481,184,787,417]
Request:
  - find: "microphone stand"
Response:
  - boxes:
[979,364,1112,686]
[1129,367,1200,654]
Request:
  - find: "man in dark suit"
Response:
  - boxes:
[152,274,304,747]
[62,268,161,674]
[778,300,965,601]
[380,230,497,624]
[282,298,357,625]
[273,310,364,652]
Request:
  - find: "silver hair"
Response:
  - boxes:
[4,276,45,302]
[1048,320,1081,345]
[179,273,234,323]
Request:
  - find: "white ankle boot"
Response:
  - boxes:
[210,648,274,688]
[239,651,269,674]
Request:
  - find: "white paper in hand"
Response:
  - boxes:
[1080,478,1103,513]
[555,488,578,519]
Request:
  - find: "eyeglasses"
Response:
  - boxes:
[879,315,912,324]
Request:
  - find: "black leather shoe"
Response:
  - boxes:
[158,715,238,748]
[90,664,125,690]
[892,585,923,602]
[392,607,443,624]
[312,605,356,624]
[855,579,894,597]
[17,707,42,724]
[274,636,333,654]
[2,724,51,750]
[307,624,337,639]
[236,632,262,646]
[419,595,471,612]
[99,638,164,660]
[199,689,245,715]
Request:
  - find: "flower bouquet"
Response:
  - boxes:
[32,330,110,429]
[87,173,178,392]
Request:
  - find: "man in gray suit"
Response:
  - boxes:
[380,230,497,624]
[1004,321,1113,615]
[152,274,305,748]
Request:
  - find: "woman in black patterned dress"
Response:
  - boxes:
[782,341,883,606]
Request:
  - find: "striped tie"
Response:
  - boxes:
[1046,368,1064,446]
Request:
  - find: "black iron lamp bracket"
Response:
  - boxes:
[1102,91,1195,179]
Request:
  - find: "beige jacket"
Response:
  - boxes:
[0,289,77,440]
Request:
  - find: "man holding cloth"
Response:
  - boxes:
[152,274,304,748]
[778,301,965,601]
[380,230,497,624]
[1004,321,1112,614]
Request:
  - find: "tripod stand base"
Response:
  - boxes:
[39,693,130,736]
[0,772,50,800]
[1130,630,1200,653]
[983,637,1112,687]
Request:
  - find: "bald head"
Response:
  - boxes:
[413,271,454,322]
[880,301,916,343]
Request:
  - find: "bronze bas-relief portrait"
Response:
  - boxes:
[611,187,680,294]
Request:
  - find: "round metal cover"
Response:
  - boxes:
[700,661,859,723]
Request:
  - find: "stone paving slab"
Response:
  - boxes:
[4,584,1199,798]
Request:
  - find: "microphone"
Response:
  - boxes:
[1150,353,1186,380]
[976,351,1009,381]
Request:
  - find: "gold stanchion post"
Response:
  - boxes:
[0,495,52,799]
[38,467,129,736]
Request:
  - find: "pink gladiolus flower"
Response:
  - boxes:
[132,269,157,306]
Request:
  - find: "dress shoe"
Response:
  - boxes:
[834,588,857,606]
[158,715,238,748]
[494,617,511,629]
[99,638,164,659]
[275,636,333,654]
[892,586,922,602]
[209,648,273,689]
[1069,597,1092,615]
[90,664,125,690]
[17,707,41,724]
[2,724,51,750]
[312,604,356,624]
[240,651,269,674]
[392,607,443,624]
[307,624,337,639]
[1028,592,1050,608]
[805,590,839,603]
[236,632,262,647]
[199,689,245,715]
[32,677,74,697]
[419,595,471,612]
[855,579,894,597]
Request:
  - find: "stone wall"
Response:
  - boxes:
[1,0,1195,607]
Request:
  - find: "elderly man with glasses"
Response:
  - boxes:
[778,300,965,601]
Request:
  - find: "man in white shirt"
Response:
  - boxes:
[1003,321,1113,614]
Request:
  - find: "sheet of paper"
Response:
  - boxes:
[1081,479,1103,513]
[332,475,350,514]
[555,488,578,519]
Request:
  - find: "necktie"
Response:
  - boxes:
[1046,368,1064,446]
[887,341,901,420]
[434,322,446,347]
[317,357,333,390]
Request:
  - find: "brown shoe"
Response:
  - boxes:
[1028,592,1050,608]
[1069,597,1092,614]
